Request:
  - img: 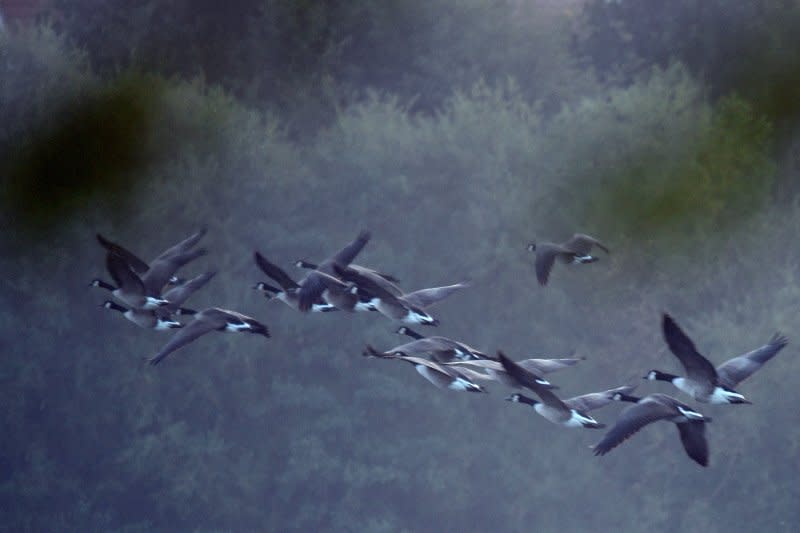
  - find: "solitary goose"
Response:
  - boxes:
[527,233,609,286]
[253,252,339,313]
[363,345,486,393]
[498,352,604,428]
[295,230,371,312]
[96,228,206,286]
[148,308,270,366]
[647,314,788,404]
[592,393,712,467]
[333,265,440,325]
[101,301,183,330]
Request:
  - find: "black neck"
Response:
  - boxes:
[616,393,641,403]
[297,260,317,270]
[105,301,127,312]
[653,370,678,382]
[516,394,538,406]
[94,279,116,291]
[400,327,424,340]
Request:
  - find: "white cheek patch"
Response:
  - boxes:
[676,406,705,420]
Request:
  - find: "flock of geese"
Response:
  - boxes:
[91,228,788,467]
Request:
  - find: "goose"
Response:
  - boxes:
[333,265,443,325]
[96,228,206,286]
[592,393,712,467]
[394,326,490,361]
[102,252,171,310]
[647,314,788,404]
[100,271,216,325]
[295,230,371,312]
[253,252,340,313]
[506,384,637,416]
[296,260,401,311]
[498,351,604,428]
[147,308,270,366]
[527,233,609,286]
[446,352,582,388]
[363,345,486,393]
[101,301,183,330]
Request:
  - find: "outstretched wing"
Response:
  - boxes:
[105,252,145,296]
[534,244,562,286]
[254,252,300,291]
[97,234,150,275]
[148,317,218,366]
[498,351,565,409]
[592,399,676,456]
[676,420,709,467]
[662,314,718,387]
[154,227,207,261]
[716,333,788,389]
[565,234,609,255]
[403,282,469,309]
[162,271,216,308]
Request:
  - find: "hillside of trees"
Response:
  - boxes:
[1,2,799,531]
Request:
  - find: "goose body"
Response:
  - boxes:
[648,314,787,404]
[253,252,340,313]
[102,300,182,330]
[148,308,269,366]
[294,230,371,312]
[592,393,711,467]
[363,346,486,393]
[498,352,604,428]
[527,233,609,286]
[394,327,488,361]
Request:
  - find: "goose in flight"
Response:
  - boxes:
[148,308,269,366]
[527,233,609,286]
[647,314,788,404]
[592,393,712,467]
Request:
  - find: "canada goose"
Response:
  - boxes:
[648,314,788,404]
[148,308,270,366]
[446,352,582,388]
[507,384,637,415]
[363,345,486,393]
[253,252,342,313]
[99,271,215,325]
[96,228,206,286]
[296,260,401,311]
[103,252,171,310]
[101,301,183,330]
[295,230,371,312]
[527,233,609,286]
[394,326,489,361]
[592,393,712,467]
[498,351,604,428]
[333,265,440,325]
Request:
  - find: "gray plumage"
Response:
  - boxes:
[296,230,371,312]
[653,314,787,403]
[592,393,711,467]
[528,233,609,286]
[148,308,269,366]
[363,345,486,393]
[499,352,603,428]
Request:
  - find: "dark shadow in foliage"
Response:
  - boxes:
[574,1,800,135]
[1,76,165,236]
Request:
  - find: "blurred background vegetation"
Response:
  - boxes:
[1,1,799,531]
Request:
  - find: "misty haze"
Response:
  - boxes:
[1,1,799,531]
